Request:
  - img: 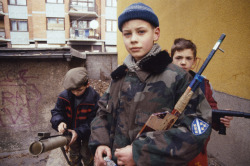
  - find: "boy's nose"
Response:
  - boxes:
[131,33,138,42]
[181,59,186,65]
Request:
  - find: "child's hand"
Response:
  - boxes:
[220,116,233,128]
[65,129,78,152]
[94,145,111,166]
[58,122,67,133]
[115,145,136,166]
[67,129,78,145]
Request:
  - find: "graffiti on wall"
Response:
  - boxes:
[0,69,42,128]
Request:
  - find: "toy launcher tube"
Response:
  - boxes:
[29,135,71,156]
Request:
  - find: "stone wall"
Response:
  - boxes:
[0,53,117,154]
[86,52,118,81]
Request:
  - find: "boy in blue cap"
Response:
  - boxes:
[89,3,212,166]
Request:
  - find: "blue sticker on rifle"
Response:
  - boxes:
[191,118,209,135]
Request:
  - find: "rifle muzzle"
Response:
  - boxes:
[29,135,71,156]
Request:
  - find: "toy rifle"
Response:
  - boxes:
[29,131,72,165]
[137,34,226,137]
[213,109,250,135]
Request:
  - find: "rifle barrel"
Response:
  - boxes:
[197,34,226,75]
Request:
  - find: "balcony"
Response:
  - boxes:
[70,28,99,40]
[0,19,8,46]
[69,19,100,40]
[0,2,4,16]
[69,0,98,19]
[0,30,5,39]
[68,27,104,52]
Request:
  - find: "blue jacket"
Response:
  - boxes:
[50,86,100,140]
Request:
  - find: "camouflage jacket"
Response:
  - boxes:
[89,50,212,166]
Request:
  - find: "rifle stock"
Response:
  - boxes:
[137,34,226,137]
[213,109,250,135]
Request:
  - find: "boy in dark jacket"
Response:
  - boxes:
[50,67,100,166]
[171,38,233,166]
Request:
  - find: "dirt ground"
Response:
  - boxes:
[0,79,224,166]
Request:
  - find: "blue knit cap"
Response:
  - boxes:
[118,2,159,31]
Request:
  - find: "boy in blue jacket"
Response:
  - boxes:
[50,67,100,166]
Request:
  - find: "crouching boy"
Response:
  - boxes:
[50,67,100,166]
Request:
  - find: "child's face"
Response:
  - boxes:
[122,19,160,61]
[71,85,88,97]
[172,49,196,72]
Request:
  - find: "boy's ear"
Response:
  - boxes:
[192,57,197,68]
[153,27,160,42]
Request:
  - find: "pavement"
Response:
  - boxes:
[0,149,67,166]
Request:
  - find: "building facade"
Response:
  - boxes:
[0,0,117,52]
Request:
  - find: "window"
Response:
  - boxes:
[106,0,117,7]
[71,0,94,7]
[9,0,27,5]
[10,19,28,31]
[46,0,64,3]
[106,20,117,32]
[47,18,65,30]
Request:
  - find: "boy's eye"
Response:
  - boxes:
[123,32,131,37]
[175,57,182,60]
[138,30,145,34]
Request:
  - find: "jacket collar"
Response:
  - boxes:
[111,50,172,81]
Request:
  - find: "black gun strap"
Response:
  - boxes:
[60,147,72,166]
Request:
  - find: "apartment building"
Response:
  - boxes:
[0,0,117,53]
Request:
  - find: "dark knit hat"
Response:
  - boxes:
[63,67,88,90]
[118,2,159,31]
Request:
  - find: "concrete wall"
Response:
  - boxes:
[86,53,118,80]
[0,58,82,153]
[0,53,117,154]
